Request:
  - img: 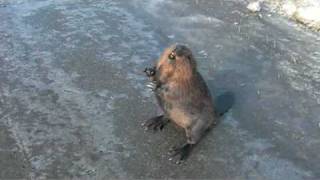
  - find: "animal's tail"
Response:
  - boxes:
[214,91,235,117]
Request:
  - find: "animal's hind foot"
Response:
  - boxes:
[142,115,169,131]
[168,143,193,164]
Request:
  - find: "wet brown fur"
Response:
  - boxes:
[152,44,216,145]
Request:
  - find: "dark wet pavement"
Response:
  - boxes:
[0,0,319,179]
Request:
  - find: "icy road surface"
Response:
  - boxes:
[0,0,319,179]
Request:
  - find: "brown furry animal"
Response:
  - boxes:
[143,44,218,163]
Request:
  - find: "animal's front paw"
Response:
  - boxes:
[144,66,156,77]
[146,81,157,91]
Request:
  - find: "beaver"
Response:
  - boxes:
[143,44,231,163]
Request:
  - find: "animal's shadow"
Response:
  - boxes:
[207,80,235,124]
[214,91,235,117]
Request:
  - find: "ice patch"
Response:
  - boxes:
[178,14,224,25]
[242,154,314,179]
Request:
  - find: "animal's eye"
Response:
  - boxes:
[168,52,175,61]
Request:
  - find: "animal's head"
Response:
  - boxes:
[156,44,197,83]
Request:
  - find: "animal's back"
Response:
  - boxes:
[165,71,216,129]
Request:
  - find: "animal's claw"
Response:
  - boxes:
[144,66,156,77]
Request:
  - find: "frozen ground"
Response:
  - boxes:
[265,0,320,31]
[0,0,319,179]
